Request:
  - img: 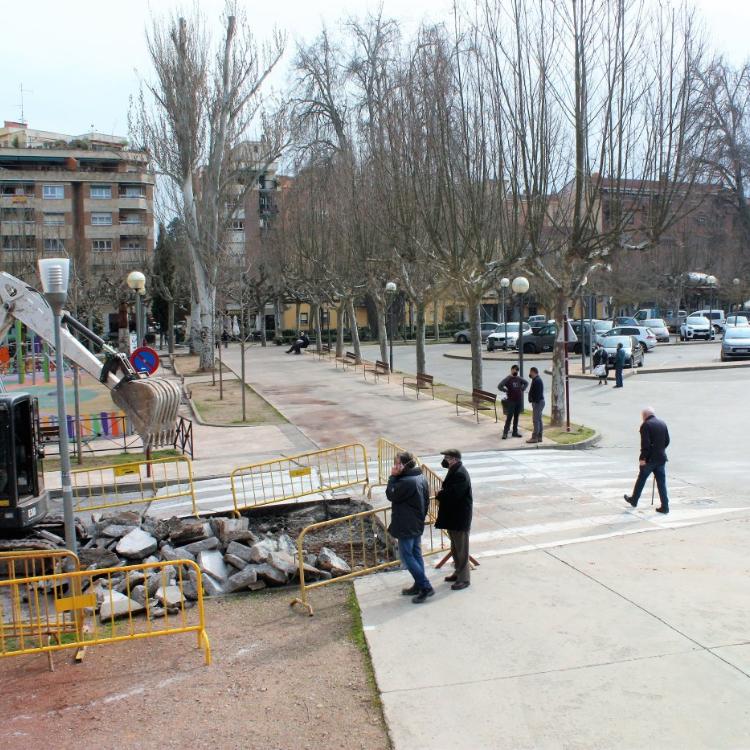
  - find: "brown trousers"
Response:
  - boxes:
[449,530,471,583]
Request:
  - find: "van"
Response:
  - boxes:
[692,309,726,333]
[634,308,660,321]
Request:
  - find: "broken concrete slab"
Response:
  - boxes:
[276,533,297,557]
[212,517,256,545]
[225,566,259,593]
[255,563,287,586]
[99,590,146,622]
[248,538,277,564]
[183,536,220,555]
[316,547,351,577]
[225,540,254,563]
[224,554,249,570]
[169,519,211,546]
[116,528,158,560]
[159,544,195,562]
[155,585,184,608]
[197,550,230,582]
[78,548,120,569]
[267,550,298,579]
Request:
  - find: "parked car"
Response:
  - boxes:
[721,326,750,360]
[601,335,645,368]
[530,317,555,334]
[642,318,670,343]
[634,308,660,322]
[486,322,532,351]
[592,319,614,345]
[665,309,688,333]
[519,322,558,353]
[725,315,750,328]
[453,322,500,344]
[680,315,714,341]
[612,316,639,326]
[569,321,597,354]
[692,309,726,334]
[605,326,657,352]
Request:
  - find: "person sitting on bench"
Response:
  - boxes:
[287,331,310,354]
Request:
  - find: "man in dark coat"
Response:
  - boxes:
[526,367,544,444]
[499,364,528,439]
[386,451,433,603]
[624,407,671,514]
[287,331,310,355]
[435,448,473,590]
[613,342,626,387]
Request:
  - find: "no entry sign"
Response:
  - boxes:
[129,346,160,375]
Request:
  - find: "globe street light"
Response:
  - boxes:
[579,275,588,372]
[126,270,146,347]
[385,281,397,372]
[38,258,77,553]
[511,276,530,376]
[706,275,718,335]
[500,277,510,350]
[733,277,740,314]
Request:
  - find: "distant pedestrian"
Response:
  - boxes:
[499,364,528,439]
[287,331,310,355]
[435,448,473,590]
[624,407,670,514]
[526,367,544,443]
[221,330,229,348]
[613,342,626,388]
[386,451,434,603]
[593,343,609,385]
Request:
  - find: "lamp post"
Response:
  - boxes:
[38,258,77,554]
[706,275,718,336]
[126,270,146,347]
[500,277,510,350]
[511,276,530,376]
[733,277,740,314]
[385,281,397,372]
[579,275,588,373]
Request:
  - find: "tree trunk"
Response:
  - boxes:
[260,308,267,347]
[550,291,568,426]
[189,300,201,354]
[433,299,440,341]
[295,301,301,330]
[348,297,362,361]
[415,302,426,375]
[274,298,282,337]
[336,301,346,357]
[377,302,388,363]
[167,299,175,355]
[196,270,215,371]
[468,300,483,390]
[311,301,322,352]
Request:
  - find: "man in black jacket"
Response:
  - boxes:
[386,451,433,603]
[526,367,544,444]
[436,448,473,590]
[499,365,528,439]
[624,407,671,514]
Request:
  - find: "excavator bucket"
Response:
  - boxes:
[111,377,182,450]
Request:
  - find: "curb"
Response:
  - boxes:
[549,360,750,379]
[443,351,550,362]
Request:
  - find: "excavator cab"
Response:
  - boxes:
[0,393,48,529]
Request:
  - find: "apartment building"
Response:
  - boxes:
[0,120,154,307]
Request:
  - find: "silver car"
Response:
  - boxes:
[605,326,657,352]
[721,326,750,360]
[601,335,645,368]
[643,318,670,343]
[725,315,749,328]
[486,322,532,351]
[454,322,500,344]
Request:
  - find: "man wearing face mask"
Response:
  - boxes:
[435,448,473,590]
[386,451,433,603]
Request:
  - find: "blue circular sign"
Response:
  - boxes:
[129,346,160,375]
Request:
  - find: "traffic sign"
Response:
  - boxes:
[129,346,160,375]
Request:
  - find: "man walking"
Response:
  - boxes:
[624,407,670,514]
[386,451,434,603]
[613,342,626,387]
[435,449,473,590]
[499,364,528,439]
[527,367,544,444]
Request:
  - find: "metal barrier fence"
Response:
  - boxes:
[0,557,210,668]
[290,454,450,616]
[72,455,198,516]
[231,443,370,515]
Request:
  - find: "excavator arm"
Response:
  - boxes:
[0,272,180,449]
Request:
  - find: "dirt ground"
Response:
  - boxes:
[0,585,391,750]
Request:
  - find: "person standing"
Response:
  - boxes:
[386,451,434,603]
[593,342,609,385]
[435,448,473,590]
[499,364,528,439]
[613,342,626,388]
[526,367,545,444]
[624,407,670,514]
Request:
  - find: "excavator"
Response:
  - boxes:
[0,271,181,530]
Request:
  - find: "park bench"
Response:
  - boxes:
[402,373,435,400]
[455,388,498,423]
[317,344,333,360]
[38,424,60,444]
[335,351,361,370]
[363,359,390,383]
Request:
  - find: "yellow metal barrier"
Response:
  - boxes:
[231,443,370,515]
[0,557,211,667]
[72,455,198,516]
[290,464,450,616]
[376,437,414,486]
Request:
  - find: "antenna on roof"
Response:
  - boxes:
[18,83,32,125]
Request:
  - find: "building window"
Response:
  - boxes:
[300,312,309,325]
[120,212,143,224]
[90,185,112,199]
[696,214,707,225]
[121,238,145,251]
[2,236,36,250]
[1,207,34,222]
[91,212,113,225]
[232,219,245,231]
[92,239,113,251]
[120,185,146,198]
[43,184,65,199]
[43,238,65,253]
[43,212,65,226]
[1,183,34,196]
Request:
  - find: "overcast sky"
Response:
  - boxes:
[1,0,748,140]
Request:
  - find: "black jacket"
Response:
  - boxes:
[499,375,528,402]
[386,467,430,539]
[593,348,608,367]
[528,375,544,403]
[640,415,670,465]
[435,462,473,532]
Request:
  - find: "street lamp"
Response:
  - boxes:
[511,276,530,376]
[126,270,146,347]
[733,277,740,314]
[500,277,510,350]
[38,258,77,554]
[706,275,718,335]
[579,275,588,373]
[385,281,397,372]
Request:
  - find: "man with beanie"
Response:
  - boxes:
[386,451,433,603]
[436,448,473,590]
[499,364,528,439]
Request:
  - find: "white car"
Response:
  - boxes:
[725,315,749,328]
[680,315,714,341]
[721,326,750,360]
[486,322,532,351]
[693,309,726,334]
[605,325,657,352]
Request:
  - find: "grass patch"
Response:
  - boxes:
[347,586,385,716]
[544,424,595,444]
[172,353,232,378]
[43,449,180,472]
[191,377,287,426]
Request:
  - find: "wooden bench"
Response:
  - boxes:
[335,351,361,370]
[402,373,435,399]
[317,344,332,360]
[363,359,390,383]
[455,388,498,423]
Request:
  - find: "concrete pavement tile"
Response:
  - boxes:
[380,650,750,750]
[711,644,750,675]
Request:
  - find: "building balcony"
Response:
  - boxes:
[118,224,150,237]
[116,196,149,211]
[0,220,36,235]
[85,225,119,239]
